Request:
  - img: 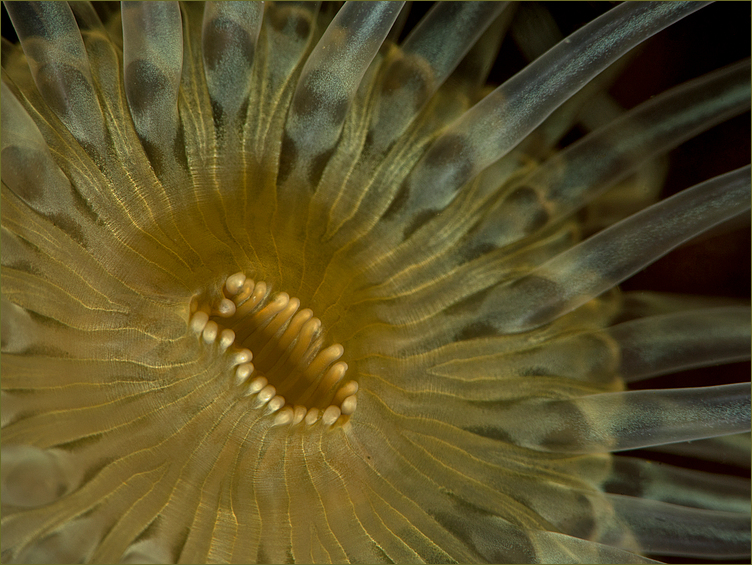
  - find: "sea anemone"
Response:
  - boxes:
[1,1,750,563]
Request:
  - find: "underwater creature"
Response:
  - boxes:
[1,1,750,563]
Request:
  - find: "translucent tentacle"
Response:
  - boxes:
[509,2,564,62]
[577,156,669,234]
[423,381,749,455]
[509,3,636,158]
[527,530,659,564]
[301,6,514,256]
[386,1,708,235]
[1,82,84,224]
[0,446,84,509]
[399,2,508,94]
[8,516,103,564]
[444,6,514,98]
[245,1,319,159]
[370,2,510,149]
[607,306,751,383]
[66,2,106,34]
[4,1,106,159]
[466,60,750,253]
[0,81,193,294]
[383,1,411,44]
[647,433,751,468]
[121,1,183,172]
[512,59,750,244]
[618,290,742,321]
[520,383,751,453]
[485,165,750,334]
[280,1,404,187]
[201,1,263,127]
[606,493,751,558]
[604,457,750,514]
[365,224,581,328]
[226,2,321,286]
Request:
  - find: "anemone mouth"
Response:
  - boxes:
[188,271,357,425]
[1,1,750,564]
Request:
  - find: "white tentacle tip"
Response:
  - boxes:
[235,363,254,386]
[202,321,219,344]
[340,395,357,416]
[225,272,246,296]
[292,405,307,426]
[189,311,209,334]
[322,405,341,426]
[219,328,235,351]
[266,395,285,415]
[255,384,276,406]
[215,298,236,318]
[245,376,268,396]
[233,349,253,365]
[273,406,294,426]
[304,408,320,426]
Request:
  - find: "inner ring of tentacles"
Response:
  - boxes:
[188,272,358,428]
